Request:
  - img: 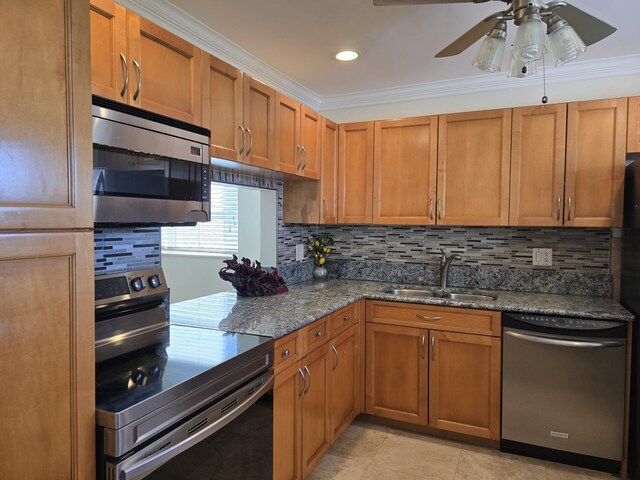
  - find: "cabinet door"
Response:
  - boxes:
[244,76,276,169]
[365,323,428,425]
[330,325,359,443]
[338,122,374,224]
[510,104,567,226]
[90,0,127,102]
[0,232,94,479]
[437,109,511,226]
[0,0,92,230]
[275,93,301,175]
[565,99,627,227]
[373,116,438,225]
[301,343,331,477]
[629,97,640,153]
[202,54,243,162]
[128,15,202,124]
[274,362,303,480]
[321,117,338,224]
[301,105,321,179]
[429,331,501,440]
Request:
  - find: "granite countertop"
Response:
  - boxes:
[170,279,634,339]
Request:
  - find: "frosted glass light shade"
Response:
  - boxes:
[507,55,537,78]
[472,35,506,72]
[513,17,547,61]
[549,24,586,65]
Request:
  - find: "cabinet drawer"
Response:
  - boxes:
[274,331,301,371]
[305,316,330,353]
[366,300,500,336]
[331,304,357,337]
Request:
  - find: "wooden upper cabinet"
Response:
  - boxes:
[321,118,339,224]
[429,331,501,440]
[275,93,301,175]
[300,106,321,179]
[628,96,640,153]
[89,0,127,102]
[437,109,511,226]
[510,104,567,226]
[244,76,276,169]
[338,122,374,224]
[1,0,92,230]
[129,16,202,123]
[202,54,243,162]
[373,116,438,225]
[565,99,627,227]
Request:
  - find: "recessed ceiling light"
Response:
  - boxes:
[335,50,360,62]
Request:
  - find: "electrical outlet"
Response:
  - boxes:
[532,248,553,266]
[295,244,305,262]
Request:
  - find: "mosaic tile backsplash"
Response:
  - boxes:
[94,227,161,274]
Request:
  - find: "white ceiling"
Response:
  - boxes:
[165,0,639,98]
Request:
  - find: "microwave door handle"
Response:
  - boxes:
[504,330,624,348]
[119,372,274,480]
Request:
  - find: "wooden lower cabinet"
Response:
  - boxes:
[274,361,303,480]
[429,331,501,440]
[330,325,360,442]
[365,323,428,425]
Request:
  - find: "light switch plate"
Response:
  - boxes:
[532,248,553,266]
[295,244,305,262]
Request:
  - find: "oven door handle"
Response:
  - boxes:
[118,371,274,480]
[505,330,625,348]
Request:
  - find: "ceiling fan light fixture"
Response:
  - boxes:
[472,21,507,73]
[547,15,586,65]
[335,50,360,62]
[506,55,537,78]
[512,8,547,62]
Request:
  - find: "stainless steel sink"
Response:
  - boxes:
[383,288,496,302]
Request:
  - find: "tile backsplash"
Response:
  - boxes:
[94,227,161,274]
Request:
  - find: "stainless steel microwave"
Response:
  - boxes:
[92,96,211,226]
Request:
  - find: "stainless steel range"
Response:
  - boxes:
[95,268,274,480]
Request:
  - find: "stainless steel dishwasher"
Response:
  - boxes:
[501,312,627,474]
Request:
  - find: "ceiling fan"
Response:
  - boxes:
[373,0,616,77]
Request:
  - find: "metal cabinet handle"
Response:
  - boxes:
[343,315,350,322]
[431,336,435,360]
[245,128,253,155]
[281,349,290,358]
[132,59,141,101]
[322,197,328,220]
[119,52,129,98]
[238,126,246,155]
[505,330,624,348]
[421,334,426,359]
[416,314,441,321]
[437,199,443,220]
[567,197,572,222]
[315,330,323,338]
[556,196,561,221]
[298,368,306,397]
[429,198,434,220]
[304,365,311,394]
[332,346,339,370]
[301,146,308,170]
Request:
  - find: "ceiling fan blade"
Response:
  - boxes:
[547,2,616,46]
[435,13,501,57]
[373,0,478,5]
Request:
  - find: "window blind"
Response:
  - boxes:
[161,183,239,255]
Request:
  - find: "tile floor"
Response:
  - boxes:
[308,420,618,480]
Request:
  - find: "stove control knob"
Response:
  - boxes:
[148,275,161,289]
[130,277,144,292]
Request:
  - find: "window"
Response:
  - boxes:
[161,183,239,256]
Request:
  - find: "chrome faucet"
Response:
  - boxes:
[439,249,462,290]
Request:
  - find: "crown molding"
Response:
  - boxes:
[319,54,640,112]
[118,0,322,110]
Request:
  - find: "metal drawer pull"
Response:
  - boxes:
[132,58,141,101]
[245,128,253,155]
[431,336,435,360]
[416,314,441,321]
[556,196,561,221]
[343,315,350,322]
[119,52,129,98]
[567,197,572,221]
[281,349,290,358]
[238,126,246,155]
[332,346,339,370]
[315,330,323,338]
[298,368,306,397]
[302,147,308,170]
[304,365,311,393]
[505,331,624,348]
[421,334,426,359]
[296,145,302,170]
[429,198,434,220]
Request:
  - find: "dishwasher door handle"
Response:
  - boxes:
[505,330,625,348]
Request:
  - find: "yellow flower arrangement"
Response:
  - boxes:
[307,234,334,267]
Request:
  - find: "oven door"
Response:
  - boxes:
[104,370,274,480]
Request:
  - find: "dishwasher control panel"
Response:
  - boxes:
[506,313,625,331]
